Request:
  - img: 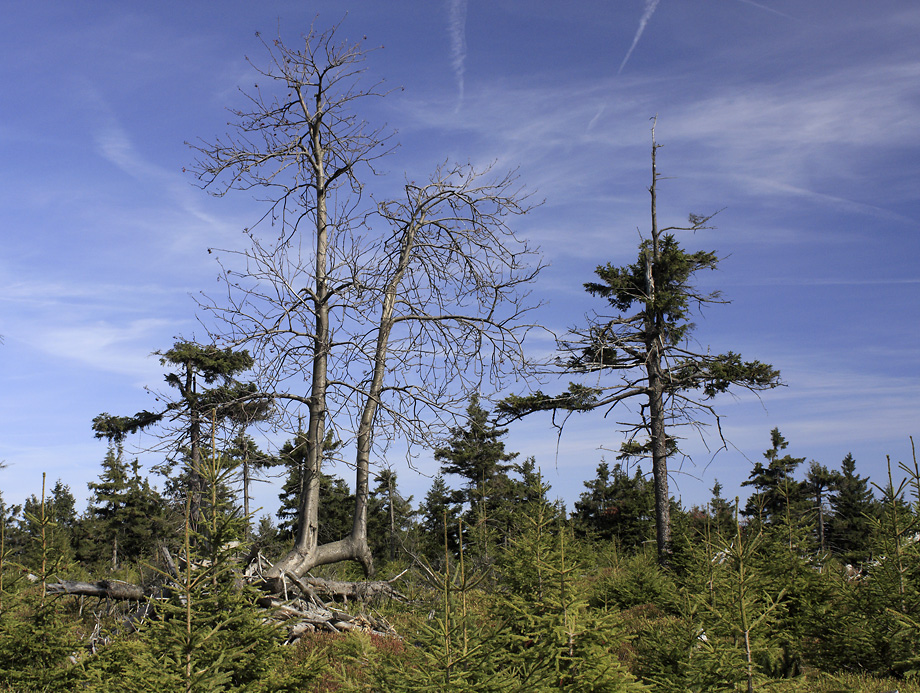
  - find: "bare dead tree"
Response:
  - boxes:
[188,25,543,584]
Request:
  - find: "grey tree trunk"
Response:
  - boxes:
[646,128,671,566]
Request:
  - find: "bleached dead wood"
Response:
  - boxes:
[261,595,398,644]
[46,579,149,601]
[48,577,401,654]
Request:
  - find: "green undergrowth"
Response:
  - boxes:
[5,457,920,691]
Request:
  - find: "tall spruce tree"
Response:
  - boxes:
[276,430,345,542]
[495,472,646,691]
[80,444,168,568]
[828,452,876,565]
[279,472,355,545]
[435,394,518,515]
[224,432,276,540]
[367,470,414,562]
[221,393,274,538]
[435,394,519,558]
[742,428,805,527]
[707,479,735,536]
[20,480,76,570]
[804,460,842,554]
[0,494,22,595]
[499,124,781,565]
[81,442,282,690]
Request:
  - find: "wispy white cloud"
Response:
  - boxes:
[74,78,232,246]
[666,61,920,149]
[0,277,175,310]
[24,318,177,378]
[397,51,920,230]
[720,274,920,287]
[95,120,226,236]
[447,0,469,109]
[0,270,194,383]
[587,104,607,132]
[498,348,920,504]
[739,360,920,454]
[618,0,661,75]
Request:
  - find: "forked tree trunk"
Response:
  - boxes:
[264,94,379,585]
[191,30,539,587]
[265,204,423,588]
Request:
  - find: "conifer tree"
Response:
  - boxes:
[315,474,357,546]
[827,452,876,565]
[92,340,261,529]
[707,479,735,536]
[367,470,414,562]
[510,456,548,508]
[572,461,655,550]
[276,431,349,542]
[480,456,548,549]
[223,432,276,539]
[418,475,463,560]
[494,473,646,691]
[499,124,781,565]
[804,460,841,554]
[0,494,21,615]
[275,431,309,539]
[20,478,76,570]
[741,428,805,526]
[221,394,274,537]
[701,503,788,693]
[82,435,283,691]
[435,394,518,527]
[0,476,81,689]
[279,472,355,545]
[80,443,168,568]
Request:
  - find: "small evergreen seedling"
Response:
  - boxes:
[82,415,282,692]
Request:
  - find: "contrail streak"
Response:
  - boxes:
[732,0,793,19]
[618,0,661,75]
[448,0,468,108]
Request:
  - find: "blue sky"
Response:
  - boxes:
[1,0,918,518]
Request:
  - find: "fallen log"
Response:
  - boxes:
[46,579,150,601]
[46,571,407,605]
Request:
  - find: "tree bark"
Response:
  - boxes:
[647,126,671,566]
[387,474,397,561]
[242,435,251,540]
[648,363,672,566]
